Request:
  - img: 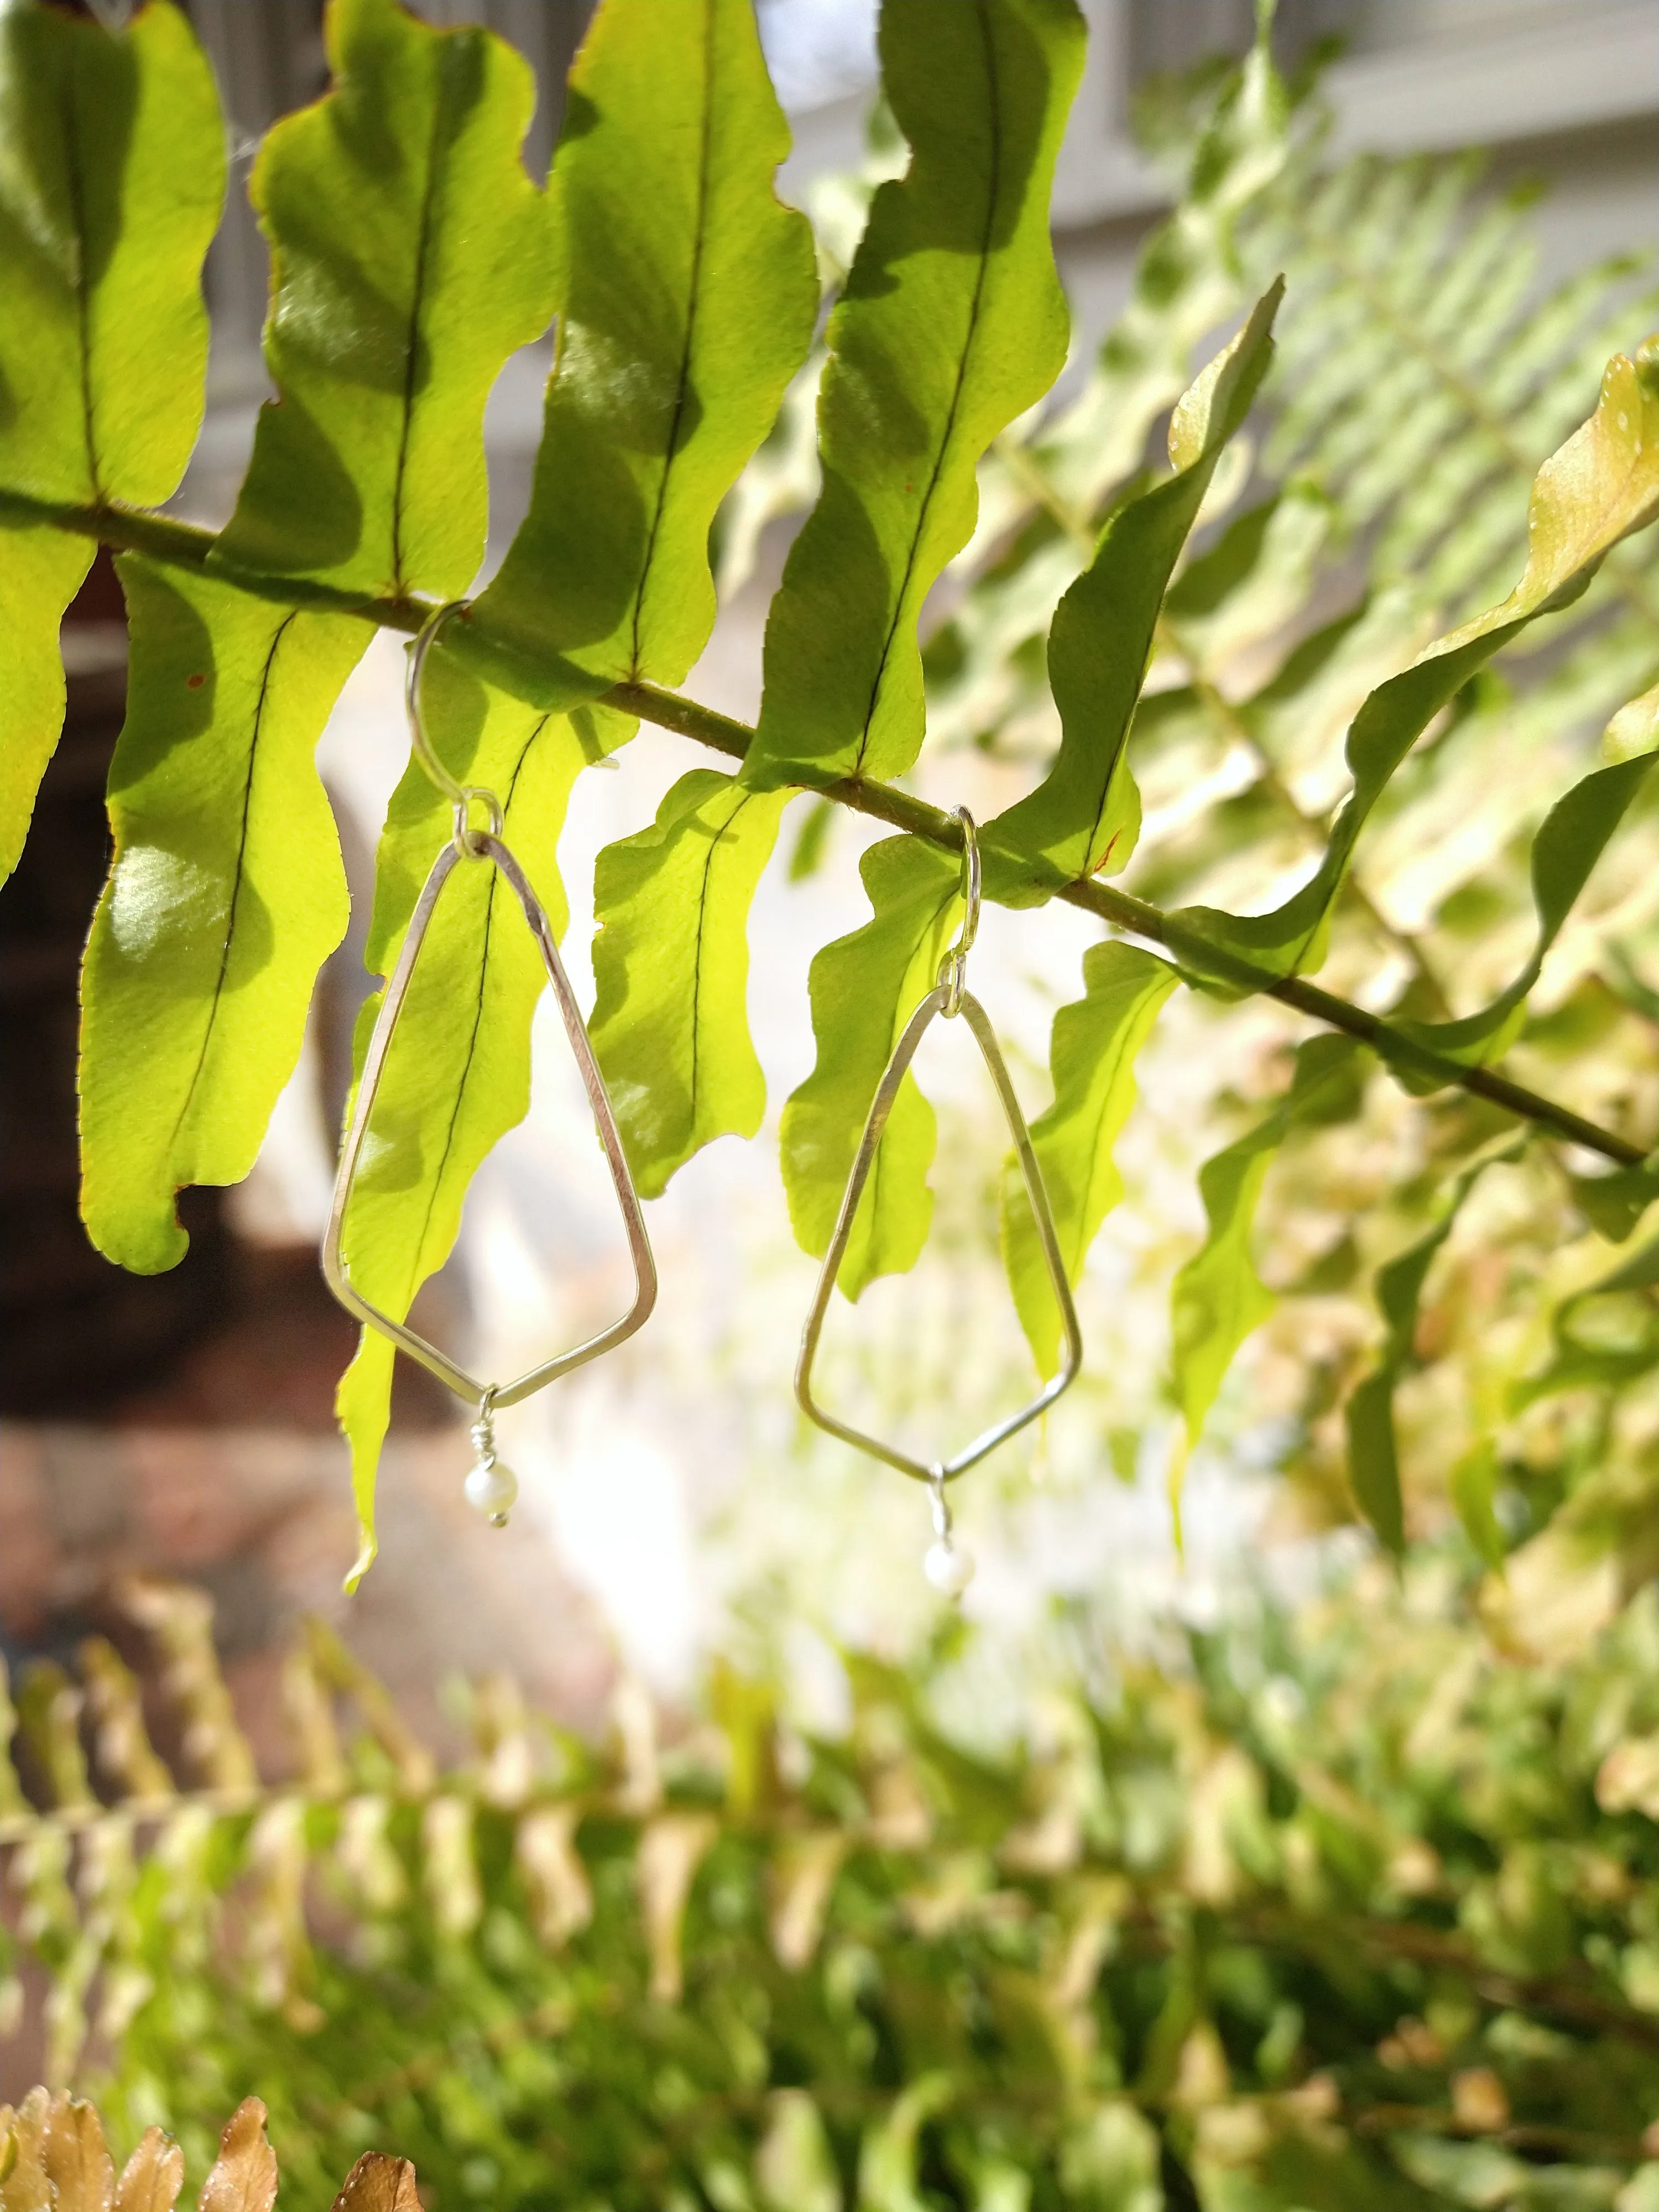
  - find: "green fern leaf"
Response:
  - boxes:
[212,0,555,601]
[333,667,631,1587]
[588,772,791,1198]
[1344,1139,1525,1556]
[1002,942,1177,1378]
[0,0,222,881]
[472,0,817,704]
[744,0,1084,788]
[0,0,222,508]
[1033,25,1288,518]
[1171,1033,1361,1482]
[1390,679,1659,1069]
[925,24,1291,760]
[0,528,94,884]
[983,286,1279,900]
[1170,341,1659,987]
[780,838,962,1298]
[79,558,372,1273]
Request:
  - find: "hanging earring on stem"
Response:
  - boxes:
[322,601,658,1526]
[794,807,1083,1594]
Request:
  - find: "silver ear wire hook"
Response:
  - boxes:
[405,599,505,857]
[322,600,659,1531]
[936,804,981,1018]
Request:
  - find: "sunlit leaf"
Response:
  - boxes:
[1171,1034,1362,1480]
[780,838,962,1296]
[213,0,555,602]
[0,528,93,884]
[472,0,817,702]
[0,0,222,878]
[745,0,1085,788]
[589,771,791,1197]
[1002,942,1177,1376]
[0,0,222,510]
[1170,339,1659,985]
[1390,676,1659,1067]
[983,286,1279,900]
[1344,1140,1524,1555]
[79,559,371,1272]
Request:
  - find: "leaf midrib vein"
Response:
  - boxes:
[389,53,450,598]
[852,1,1003,780]
[682,787,754,1142]
[404,726,548,1300]
[628,0,717,683]
[62,50,102,503]
[169,612,300,1157]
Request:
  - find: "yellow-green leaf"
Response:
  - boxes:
[744,0,1085,789]
[0,0,223,508]
[1391,678,1659,1070]
[1344,1141,1524,1556]
[0,527,93,884]
[1003,942,1178,1377]
[213,0,555,602]
[0,0,222,880]
[1171,338,1659,987]
[79,556,372,1273]
[780,838,962,1299]
[471,0,816,702]
[1171,1034,1362,1475]
[589,771,791,1198]
[983,287,1280,901]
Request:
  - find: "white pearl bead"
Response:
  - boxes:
[924,1539,974,1597]
[464,1456,518,1525]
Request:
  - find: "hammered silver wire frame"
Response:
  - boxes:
[322,609,656,1410]
[794,815,1082,1485]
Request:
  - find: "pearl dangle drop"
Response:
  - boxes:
[464,1392,517,1527]
[923,1468,974,1598]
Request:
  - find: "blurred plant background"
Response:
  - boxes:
[3,0,1659,2201]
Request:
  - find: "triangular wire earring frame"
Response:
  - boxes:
[795,983,1082,1485]
[324,832,657,1410]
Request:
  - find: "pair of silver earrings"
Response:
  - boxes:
[324,603,1081,1588]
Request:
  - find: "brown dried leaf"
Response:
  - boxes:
[115,2133,184,2212]
[329,2156,420,2212]
[0,2090,51,2212]
[196,2101,275,2212]
[43,2098,113,2212]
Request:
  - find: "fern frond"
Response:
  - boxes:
[1251,143,1659,618]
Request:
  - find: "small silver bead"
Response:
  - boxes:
[924,1538,974,1597]
[465,1455,518,1524]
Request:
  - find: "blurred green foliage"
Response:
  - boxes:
[4,1562,1658,2206]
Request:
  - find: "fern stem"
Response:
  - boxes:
[7,488,1645,1170]
[614,679,1647,1166]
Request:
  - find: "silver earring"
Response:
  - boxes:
[794,807,1082,1593]
[322,602,657,1526]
